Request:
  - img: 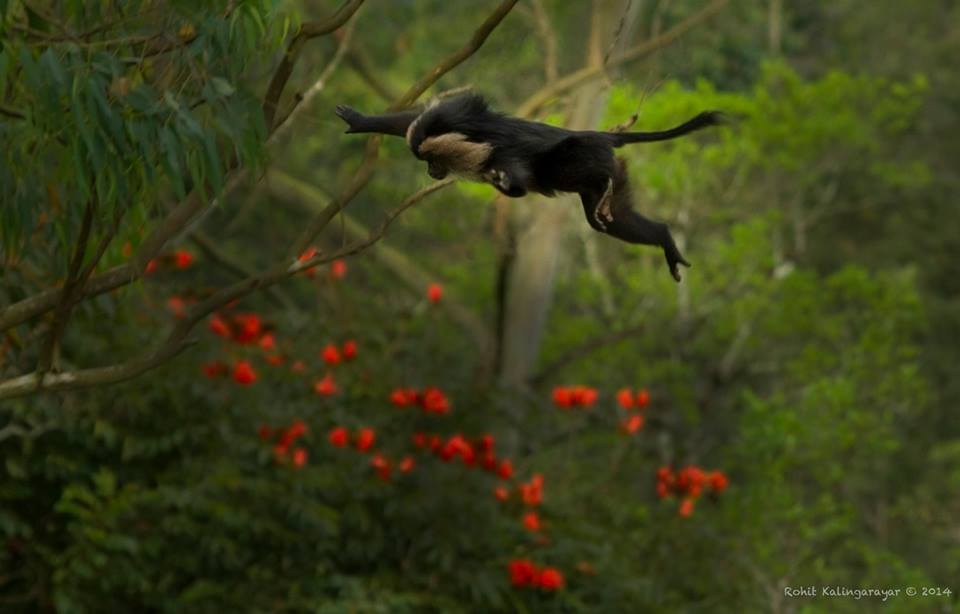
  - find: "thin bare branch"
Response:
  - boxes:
[37,200,96,373]
[262,0,366,130]
[389,0,520,111]
[516,0,729,117]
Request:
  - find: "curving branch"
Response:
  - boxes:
[516,0,729,117]
[389,0,520,111]
[0,181,451,401]
[262,0,366,130]
[0,2,366,335]
[0,0,520,399]
[287,0,521,258]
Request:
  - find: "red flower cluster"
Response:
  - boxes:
[552,385,598,408]
[412,432,513,479]
[328,426,412,482]
[616,387,650,410]
[233,360,257,385]
[508,559,564,591]
[519,473,544,506]
[313,374,337,396]
[616,386,651,434]
[167,295,192,319]
[173,249,194,269]
[656,465,729,517]
[390,387,451,415]
[321,340,356,366]
[298,246,318,277]
[208,312,274,348]
[330,259,347,279]
[201,361,228,379]
[329,426,376,452]
[262,420,309,468]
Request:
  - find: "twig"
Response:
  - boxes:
[516,0,729,117]
[0,0,519,396]
[262,0,366,130]
[37,200,95,374]
[189,233,294,309]
[529,0,558,83]
[270,14,357,143]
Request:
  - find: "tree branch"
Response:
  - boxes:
[262,0,366,130]
[389,0,520,111]
[516,0,729,117]
[37,200,96,373]
[0,0,517,399]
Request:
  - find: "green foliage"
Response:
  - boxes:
[2,0,959,612]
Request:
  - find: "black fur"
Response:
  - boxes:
[335,94,724,281]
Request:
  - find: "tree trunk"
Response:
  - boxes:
[497,0,641,386]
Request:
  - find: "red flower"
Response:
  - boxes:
[258,333,276,351]
[232,313,262,344]
[209,314,231,338]
[258,425,272,441]
[616,388,634,409]
[292,448,308,468]
[328,426,349,448]
[144,259,158,275]
[313,374,337,396]
[635,388,650,408]
[569,386,598,407]
[552,387,572,408]
[342,339,357,360]
[287,420,307,439]
[233,361,257,385]
[522,512,541,532]
[173,249,194,269]
[521,474,544,506]
[508,559,537,587]
[621,414,644,434]
[656,481,671,499]
[321,344,341,366]
[201,361,227,379]
[497,459,514,480]
[481,451,497,471]
[494,486,510,502]
[330,259,347,279]
[390,388,418,407]
[677,466,706,497]
[298,246,318,277]
[420,387,451,414]
[678,497,695,517]
[708,471,729,494]
[412,432,428,448]
[371,454,391,481]
[355,428,375,453]
[426,283,443,304]
[478,434,495,452]
[538,567,565,591]
[399,456,415,473]
[291,360,306,374]
[167,296,186,318]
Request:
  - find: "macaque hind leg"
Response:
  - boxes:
[603,159,691,282]
[335,105,420,137]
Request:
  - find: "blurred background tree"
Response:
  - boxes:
[1,0,957,612]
